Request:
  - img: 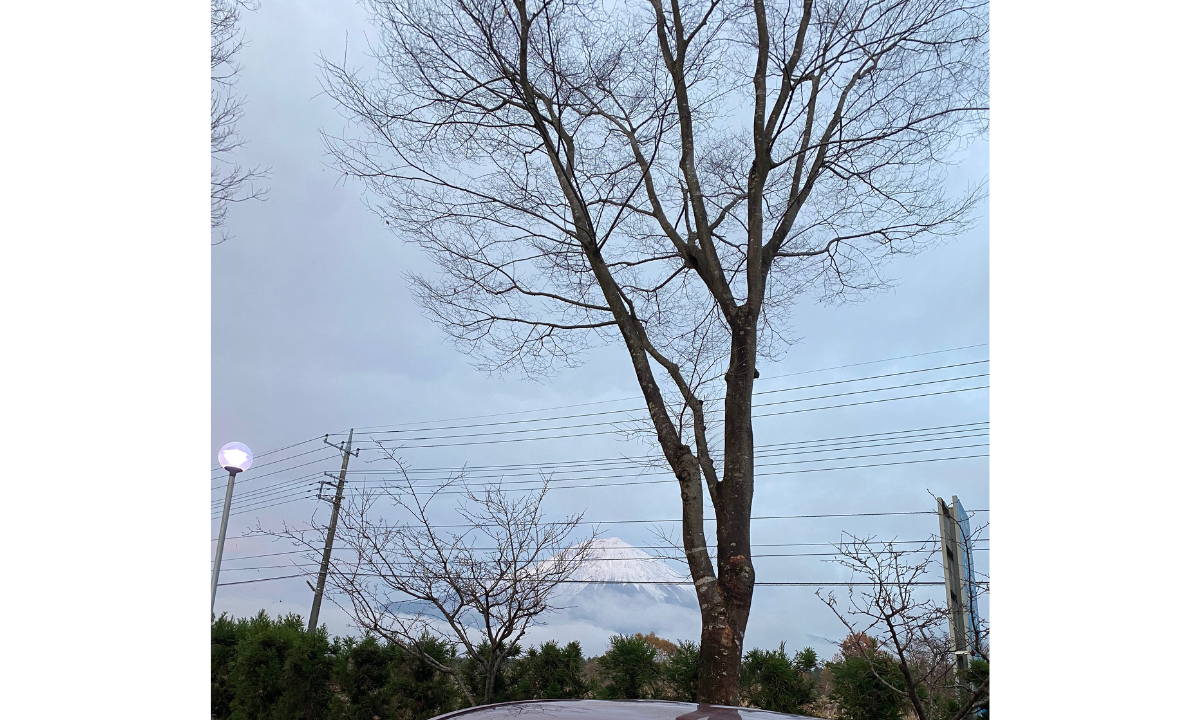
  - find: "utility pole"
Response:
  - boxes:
[937,495,980,679]
[308,429,357,633]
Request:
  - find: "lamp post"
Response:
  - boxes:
[212,441,253,614]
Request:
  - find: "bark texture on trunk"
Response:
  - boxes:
[694,313,759,703]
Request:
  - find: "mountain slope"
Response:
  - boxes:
[546,537,700,634]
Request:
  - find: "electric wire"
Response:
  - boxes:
[212,444,334,485]
[351,372,987,445]
[337,343,988,433]
[358,386,988,450]
[220,546,991,572]
[210,435,326,473]
[219,538,989,563]
[214,423,989,510]
[214,450,989,519]
[214,508,990,542]
[217,573,950,588]
[346,361,987,439]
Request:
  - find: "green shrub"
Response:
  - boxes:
[511,641,591,700]
[329,633,462,720]
[212,612,980,719]
[224,612,333,720]
[661,640,700,702]
[212,612,463,720]
[930,658,988,720]
[739,643,817,713]
[597,634,661,699]
[826,651,907,720]
[212,614,243,720]
[462,641,523,703]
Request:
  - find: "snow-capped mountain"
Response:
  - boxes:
[544,537,700,636]
[555,537,697,606]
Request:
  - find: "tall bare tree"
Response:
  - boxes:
[321,0,987,702]
[818,533,989,719]
[212,0,267,243]
[271,449,597,705]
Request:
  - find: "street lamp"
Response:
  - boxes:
[212,442,253,613]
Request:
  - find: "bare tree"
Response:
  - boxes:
[320,0,987,702]
[212,0,267,243]
[818,533,989,720]
[271,447,597,705]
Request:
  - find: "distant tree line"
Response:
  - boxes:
[212,613,987,720]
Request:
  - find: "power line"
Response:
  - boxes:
[213,347,987,483]
[211,444,331,485]
[214,450,988,519]
[219,546,992,572]
[210,435,325,473]
[215,425,989,509]
[216,573,945,590]
[763,343,988,381]
[334,450,990,497]
[351,372,987,445]
[215,363,988,498]
[339,343,989,433]
[210,452,343,489]
[212,473,323,509]
[211,421,991,507]
[356,386,987,450]
[347,361,987,439]
[213,509,989,542]
[338,438,991,488]
[219,538,990,562]
[249,422,989,485]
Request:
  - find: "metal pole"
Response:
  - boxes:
[309,428,354,632]
[212,468,239,614]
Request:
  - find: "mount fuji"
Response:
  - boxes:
[541,537,701,639]
[533,538,840,658]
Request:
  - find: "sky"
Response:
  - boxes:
[211,0,989,658]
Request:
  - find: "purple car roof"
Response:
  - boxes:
[427,699,818,720]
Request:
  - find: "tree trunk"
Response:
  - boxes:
[697,595,751,704]
[696,314,758,705]
[484,656,499,705]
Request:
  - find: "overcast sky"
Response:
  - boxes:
[211,0,989,657]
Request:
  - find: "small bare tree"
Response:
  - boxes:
[320,0,987,702]
[273,448,597,705]
[211,0,267,243]
[818,534,989,720]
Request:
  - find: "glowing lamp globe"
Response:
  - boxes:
[218,442,253,473]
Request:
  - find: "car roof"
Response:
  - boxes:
[428,699,819,720]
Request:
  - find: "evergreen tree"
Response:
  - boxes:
[212,614,243,720]
[597,635,661,699]
[510,641,591,700]
[462,642,522,703]
[825,651,907,720]
[930,659,989,720]
[662,641,701,702]
[329,633,462,720]
[225,612,333,720]
[739,643,817,714]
